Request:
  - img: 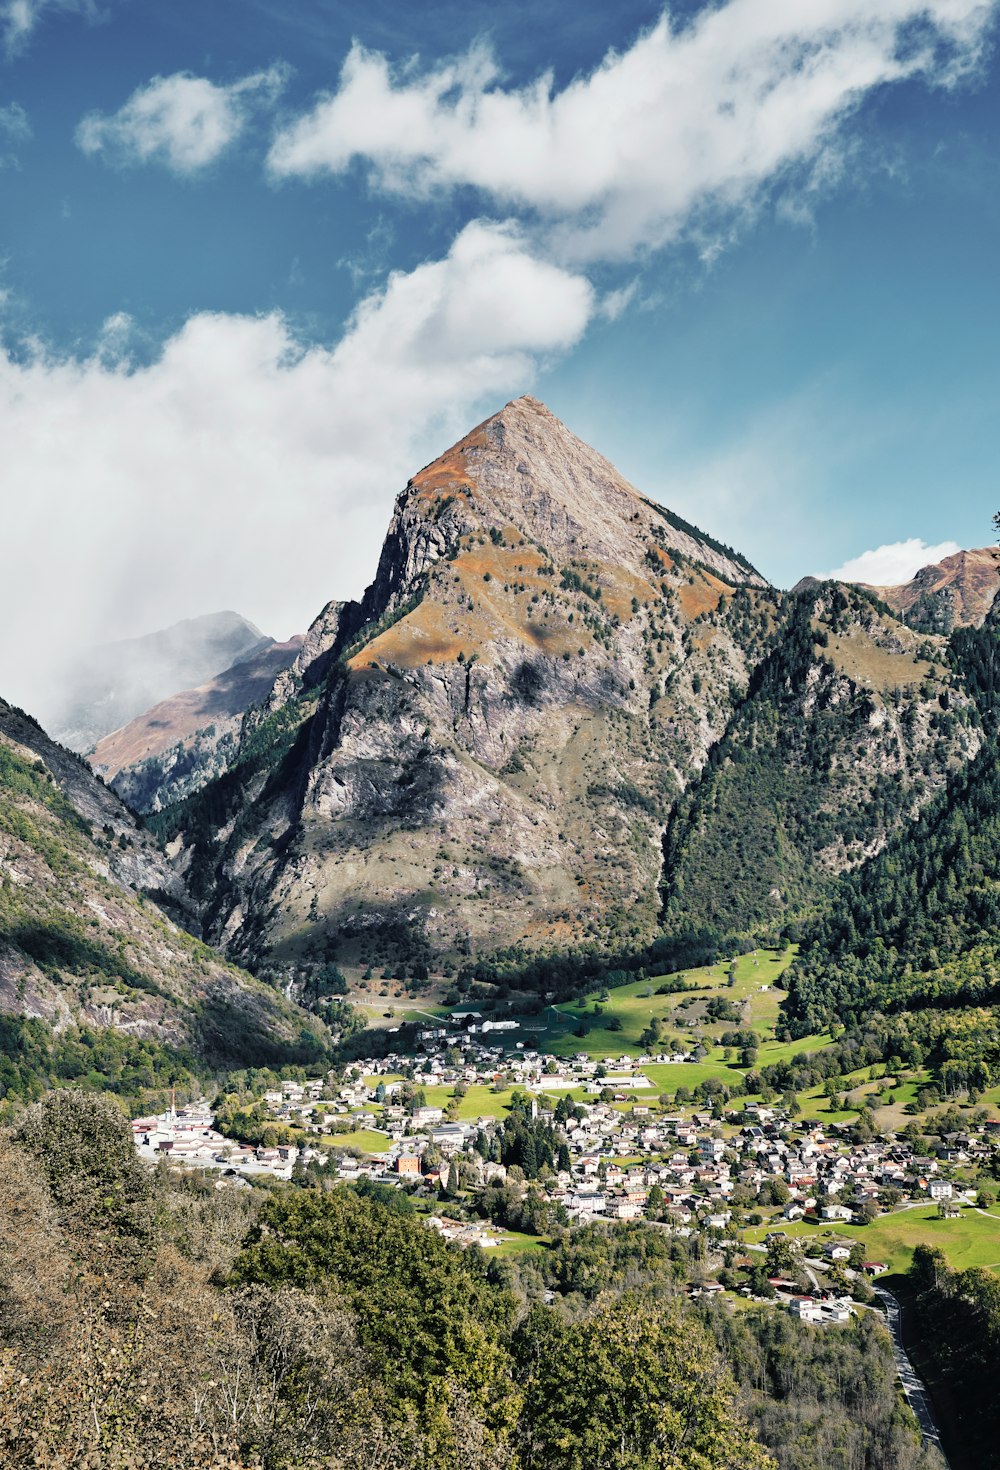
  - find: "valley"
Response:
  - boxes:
[3,397,1000,1470]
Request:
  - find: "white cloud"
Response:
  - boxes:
[821,538,962,585]
[0,100,29,167]
[0,220,593,722]
[0,101,29,139]
[1,0,101,57]
[76,66,289,174]
[268,0,996,261]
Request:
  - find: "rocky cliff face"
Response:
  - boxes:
[90,637,303,813]
[865,546,1000,633]
[0,699,321,1059]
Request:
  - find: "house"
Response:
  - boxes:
[396,1155,421,1176]
[821,1204,854,1222]
[789,1297,824,1324]
[609,1199,643,1220]
[928,1179,953,1201]
[570,1191,607,1214]
[822,1301,853,1323]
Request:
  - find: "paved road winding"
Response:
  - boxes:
[873,1287,948,1465]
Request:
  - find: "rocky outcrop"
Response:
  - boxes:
[865,547,1000,632]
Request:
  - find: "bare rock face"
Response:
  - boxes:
[865,547,1000,632]
[250,602,356,726]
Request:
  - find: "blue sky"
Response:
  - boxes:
[1,0,999,713]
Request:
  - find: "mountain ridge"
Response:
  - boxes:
[864,545,1000,632]
[90,635,304,812]
[40,610,271,753]
[0,696,323,1063]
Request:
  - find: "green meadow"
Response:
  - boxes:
[744,1205,1000,1276]
[537,946,797,1062]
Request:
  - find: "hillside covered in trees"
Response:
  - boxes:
[784,622,1000,1089]
[0,1090,940,1470]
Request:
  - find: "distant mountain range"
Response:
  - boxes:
[38,610,274,753]
[90,635,303,812]
[866,545,1000,632]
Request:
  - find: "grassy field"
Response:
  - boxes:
[418,1083,520,1120]
[320,1129,391,1155]
[488,1231,551,1257]
[642,1058,742,1092]
[754,1032,835,1068]
[537,947,797,1061]
[745,1205,1000,1276]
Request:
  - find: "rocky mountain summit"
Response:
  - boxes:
[865,546,1000,633]
[155,397,973,987]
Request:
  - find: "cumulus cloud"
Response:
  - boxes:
[1,0,102,57]
[76,65,288,174]
[268,0,996,261]
[821,538,962,585]
[0,220,593,721]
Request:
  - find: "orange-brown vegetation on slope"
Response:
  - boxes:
[646,543,674,571]
[600,566,660,621]
[870,546,1000,628]
[678,571,730,620]
[409,427,489,501]
[348,573,588,671]
[347,599,477,669]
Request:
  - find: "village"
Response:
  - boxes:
[133,1023,1000,1323]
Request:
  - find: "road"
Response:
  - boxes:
[873,1286,948,1465]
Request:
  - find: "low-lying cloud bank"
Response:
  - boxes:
[0,221,591,719]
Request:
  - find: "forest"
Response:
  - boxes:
[0,1089,939,1470]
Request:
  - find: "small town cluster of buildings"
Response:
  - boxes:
[131,1036,997,1306]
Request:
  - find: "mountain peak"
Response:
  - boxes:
[40,610,271,752]
[166,397,777,971]
[865,545,1000,631]
[402,395,765,588]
